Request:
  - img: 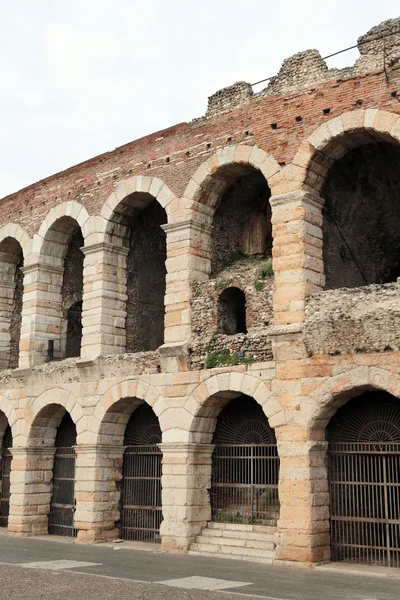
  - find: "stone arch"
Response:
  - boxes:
[0,396,18,445]
[0,229,29,370]
[100,176,175,244]
[34,201,90,267]
[301,366,400,432]
[183,144,281,210]
[100,177,171,353]
[184,371,285,444]
[26,388,85,447]
[0,224,32,260]
[92,378,167,445]
[183,145,280,279]
[291,109,400,194]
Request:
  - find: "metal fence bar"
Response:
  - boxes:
[49,447,77,537]
[120,445,162,543]
[210,444,280,526]
[329,443,400,567]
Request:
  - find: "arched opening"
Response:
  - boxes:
[0,238,24,369]
[107,194,167,353]
[0,425,12,527]
[218,287,247,335]
[126,202,167,352]
[65,301,83,358]
[61,229,84,358]
[211,395,279,526]
[211,170,272,277]
[49,412,77,537]
[40,218,84,360]
[119,403,162,542]
[322,142,400,289]
[327,391,400,567]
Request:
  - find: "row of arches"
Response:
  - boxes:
[2,111,400,368]
[0,385,399,567]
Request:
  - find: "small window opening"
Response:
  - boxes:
[295,115,303,122]
[218,287,247,335]
[270,123,277,130]
[323,108,331,115]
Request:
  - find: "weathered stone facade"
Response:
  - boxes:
[0,17,399,568]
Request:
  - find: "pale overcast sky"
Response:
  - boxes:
[0,1,398,198]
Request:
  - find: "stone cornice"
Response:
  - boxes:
[10,447,56,457]
[269,323,304,337]
[162,220,212,235]
[269,190,324,209]
[82,242,129,257]
[158,442,215,456]
[74,444,125,455]
[21,263,64,275]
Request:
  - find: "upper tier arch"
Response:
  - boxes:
[289,109,400,195]
[0,224,32,259]
[183,144,281,210]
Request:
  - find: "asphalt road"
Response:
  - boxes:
[0,534,398,600]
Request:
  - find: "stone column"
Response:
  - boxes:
[160,221,210,372]
[80,243,128,360]
[19,263,64,368]
[270,191,324,326]
[0,253,17,369]
[275,429,330,564]
[159,442,214,552]
[74,445,124,544]
[8,447,55,536]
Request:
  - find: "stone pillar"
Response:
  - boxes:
[270,191,324,326]
[159,442,214,552]
[160,221,210,372]
[0,253,17,369]
[74,445,124,544]
[275,429,330,564]
[8,447,55,536]
[19,263,64,368]
[81,243,128,360]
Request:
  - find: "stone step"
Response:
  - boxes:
[208,522,277,533]
[195,534,275,551]
[200,528,275,543]
[190,541,276,560]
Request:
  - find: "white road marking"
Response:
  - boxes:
[17,560,102,570]
[158,576,252,591]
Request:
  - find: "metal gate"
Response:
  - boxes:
[0,426,12,527]
[211,396,279,526]
[328,393,400,567]
[120,404,162,542]
[49,413,77,537]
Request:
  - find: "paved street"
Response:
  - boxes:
[0,534,398,600]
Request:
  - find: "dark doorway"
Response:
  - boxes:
[218,287,247,335]
[49,413,77,537]
[322,143,400,289]
[120,403,162,542]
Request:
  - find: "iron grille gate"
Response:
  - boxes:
[0,426,12,527]
[120,444,162,542]
[211,444,279,525]
[329,442,400,567]
[49,413,77,537]
[48,446,77,537]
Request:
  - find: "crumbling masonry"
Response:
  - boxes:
[0,17,400,568]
